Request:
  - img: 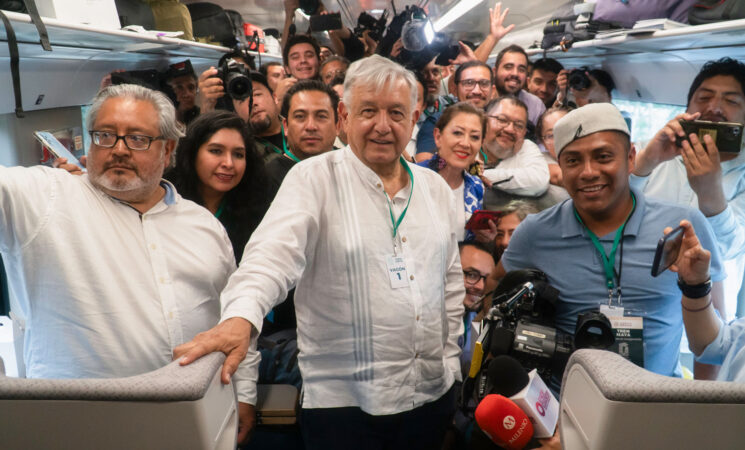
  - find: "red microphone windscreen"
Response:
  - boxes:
[475,394,534,450]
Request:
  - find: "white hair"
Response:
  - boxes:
[342,55,417,117]
[86,84,185,142]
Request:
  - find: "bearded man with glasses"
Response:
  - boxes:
[0,84,259,439]
[481,96,550,197]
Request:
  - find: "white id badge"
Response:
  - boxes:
[600,305,625,318]
[386,255,409,288]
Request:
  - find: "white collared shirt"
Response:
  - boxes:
[483,139,550,196]
[221,146,465,415]
[0,166,258,399]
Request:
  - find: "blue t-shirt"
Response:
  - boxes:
[502,188,725,379]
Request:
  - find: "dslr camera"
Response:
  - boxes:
[567,66,592,91]
[216,59,252,102]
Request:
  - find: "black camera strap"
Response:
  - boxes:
[573,192,636,306]
[0,10,23,118]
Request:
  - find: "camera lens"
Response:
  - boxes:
[568,69,591,91]
[225,72,251,101]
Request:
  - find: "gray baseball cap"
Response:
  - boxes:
[554,103,630,156]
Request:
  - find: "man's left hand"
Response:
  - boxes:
[237,402,257,445]
[173,317,253,384]
[474,219,498,244]
[680,133,727,217]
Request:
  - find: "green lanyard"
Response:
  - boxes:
[214,198,226,219]
[258,123,286,155]
[385,157,414,240]
[573,193,636,304]
[281,127,301,163]
[479,148,488,165]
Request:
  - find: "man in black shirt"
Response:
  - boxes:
[265,79,339,199]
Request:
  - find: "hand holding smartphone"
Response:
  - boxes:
[34,131,86,172]
[651,225,684,277]
[676,119,743,154]
[465,210,504,231]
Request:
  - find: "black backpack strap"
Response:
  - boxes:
[0,10,24,117]
[22,0,52,51]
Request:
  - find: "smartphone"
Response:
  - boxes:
[651,225,684,277]
[677,119,744,154]
[309,13,342,31]
[465,210,504,231]
[34,131,86,171]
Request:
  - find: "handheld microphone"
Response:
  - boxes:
[486,355,559,438]
[475,394,534,449]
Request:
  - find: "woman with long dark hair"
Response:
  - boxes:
[166,110,270,261]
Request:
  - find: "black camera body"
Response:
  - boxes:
[568,67,592,91]
[354,11,388,41]
[216,60,252,101]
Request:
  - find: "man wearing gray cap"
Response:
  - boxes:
[496,103,726,384]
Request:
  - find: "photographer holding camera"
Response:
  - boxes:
[554,66,614,108]
[494,103,726,389]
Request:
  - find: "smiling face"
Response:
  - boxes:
[283,89,337,160]
[286,42,320,80]
[495,51,528,96]
[456,66,493,110]
[434,112,483,172]
[558,131,635,222]
[87,97,174,204]
[460,245,495,312]
[195,128,246,196]
[527,68,558,106]
[341,79,416,171]
[485,100,528,159]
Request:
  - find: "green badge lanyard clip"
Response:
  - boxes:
[385,157,414,255]
[258,123,287,156]
[573,193,636,306]
[281,124,301,163]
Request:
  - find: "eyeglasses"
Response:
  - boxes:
[487,115,527,132]
[541,133,554,142]
[90,131,165,151]
[459,79,492,90]
[463,270,488,285]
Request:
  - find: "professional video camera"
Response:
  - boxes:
[376,5,458,71]
[469,269,615,396]
[216,59,252,102]
[354,11,388,40]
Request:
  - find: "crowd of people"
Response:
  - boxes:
[3,1,745,449]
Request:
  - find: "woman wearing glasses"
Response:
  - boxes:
[536,107,571,203]
[417,102,486,241]
[165,110,269,261]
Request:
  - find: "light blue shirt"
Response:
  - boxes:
[698,317,745,382]
[502,188,725,379]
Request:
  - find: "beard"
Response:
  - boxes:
[250,113,272,135]
[88,153,164,203]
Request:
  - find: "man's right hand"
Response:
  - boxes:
[173,317,254,385]
[274,77,297,105]
[284,0,299,17]
[634,112,701,176]
[197,67,224,113]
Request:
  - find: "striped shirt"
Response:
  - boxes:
[221,146,465,415]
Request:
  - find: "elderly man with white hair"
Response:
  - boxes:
[177,55,465,449]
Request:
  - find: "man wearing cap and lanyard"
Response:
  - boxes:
[175,55,464,449]
[494,103,726,386]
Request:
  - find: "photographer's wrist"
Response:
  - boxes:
[678,275,711,298]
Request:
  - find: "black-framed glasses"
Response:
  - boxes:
[90,131,164,151]
[487,114,527,132]
[459,79,492,90]
[463,270,488,285]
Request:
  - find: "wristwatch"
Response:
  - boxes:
[677,276,712,298]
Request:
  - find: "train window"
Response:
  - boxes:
[612,99,685,143]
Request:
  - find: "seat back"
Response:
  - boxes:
[560,349,745,450]
[0,352,237,449]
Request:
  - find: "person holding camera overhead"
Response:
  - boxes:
[493,103,725,390]
[630,58,745,374]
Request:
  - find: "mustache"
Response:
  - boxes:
[103,157,137,172]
